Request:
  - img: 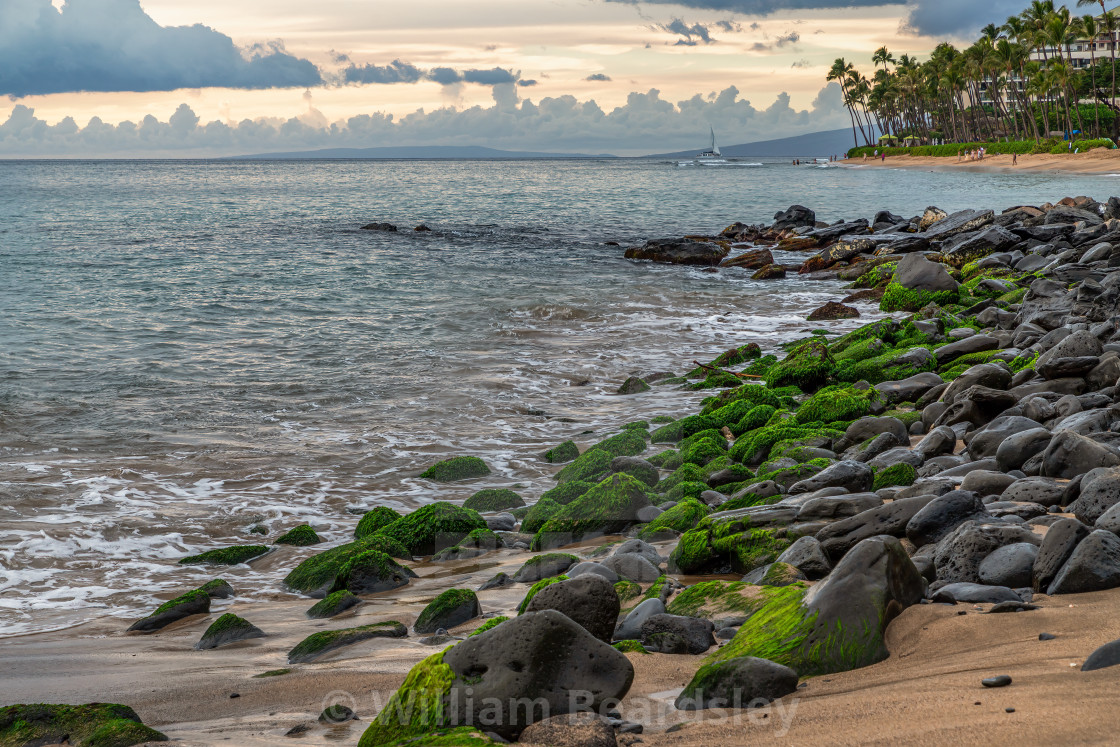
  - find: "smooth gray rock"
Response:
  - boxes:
[967,416,1043,459]
[567,561,620,583]
[442,609,634,740]
[612,538,663,568]
[1082,638,1120,671]
[977,542,1039,588]
[610,456,659,488]
[995,428,1053,472]
[641,613,716,654]
[915,426,958,459]
[817,494,940,560]
[613,598,666,641]
[796,492,883,521]
[935,336,1000,366]
[1033,518,1092,592]
[775,536,832,579]
[960,470,1018,497]
[789,460,873,495]
[931,582,1022,604]
[893,252,959,291]
[601,553,661,582]
[1042,431,1120,480]
[941,364,1013,405]
[906,490,987,547]
[875,372,944,406]
[868,447,925,470]
[1069,469,1120,524]
[836,416,910,453]
[1001,476,1067,506]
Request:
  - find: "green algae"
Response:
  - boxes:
[612,640,650,654]
[178,545,269,566]
[307,590,363,618]
[467,616,509,637]
[879,282,959,312]
[355,507,405,539]
[638,497,710,540]
[794,386,875,426]
[516,575,569,614]
[520,497,563,534]
[356,650,456,747]
[590,430,648,458]
[731,405,778,436]
[614,579,642,603]
[871,463,917,491]
[462,489,524,513]
[655,463,706,494]
[376,502,487,556]
[195,613,265,650]
[414,589,481,634]
[252,668,291,678]
[554,448,612,484]
[541,440,580,464]
[288,621,408,664]
[419,457,491,482]
[0,703,167,747]
[665,580,765,618]
[532,473,652,550]
[763,338,836,392]
[539,480,595,505]
[283,534,412,595]
[275,525,321,547]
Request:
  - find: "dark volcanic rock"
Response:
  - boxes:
[675,656,799,710]
[933,520,1040,584]
[613,598,666,641]
[1082,639,1120,671]
[1047,530,1120,595]
[995,428,1053,473]
[776,536,832,579]
[625,238,729,266]
[977,542,1039,588]
[195,613,266,650]
[1042,431,1120,479]
[906,490,987,548]
[641,613,716,655]
[361,221,398,231]
[442,609,634,740]
[524,573,621,643]
[893,252,959,291]
[722,247,775,269]
[817,494,940,561]
[1069,469,1120,524]
[773,204,817,231]
[1033,518,1092,592]
[931,582,1022,604]
[922,209,994,240]
[790,460,873,495]
[807,301,860,321]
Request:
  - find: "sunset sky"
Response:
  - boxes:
[0,0,1026,156]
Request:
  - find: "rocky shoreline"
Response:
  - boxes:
[9,196,1120,746]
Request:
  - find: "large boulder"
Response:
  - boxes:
[414,589,482,634]
[893,253,959,291]
[1033,518,1092,592]
[358,610,634,744]
[641,613,716,654]
[680,536,922,690]
[789,460,873,495]
[1069,469,1120,524]
[675,657,799,711]
[817,494,940,560]
[1048,530,1120,595]
[906,490,987,548]
[966,417,1043,460]
[773,205,816,231]
[1043,432,1120,480]
[995,428,1053,472]
[601,553,661,582]
[532,474,653,550]
[524,574,620,643]
[613,598,666,641]
[624,238,729,266]
[127,589,210,633]
[922,209,994,240]
[977,543,1039,588]
[331,550,416,595]
[776,536,832,579]
[376,502,487,556]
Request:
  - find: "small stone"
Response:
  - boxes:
[1006,707,1016,713]
[1039,632,1057,640]
[285,723,311,737]
[230,693,240,699]
[982,675,1012,688]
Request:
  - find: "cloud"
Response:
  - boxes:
[586,73,613,82]
[0,83,851,157]
[791,58,812,68]
[655,18,742,45]
[901,0,1026,37]
[0,0,321,97]
[605,0,898,14]
[517,79,539,87]
[751,28,801,52]
[342,61,520,87]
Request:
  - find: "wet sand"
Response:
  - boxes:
[5,533,1120,746]
[841,148,1120,176]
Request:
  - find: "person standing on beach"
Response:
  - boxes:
[1013,153,1018,166]
[958,148,963,162]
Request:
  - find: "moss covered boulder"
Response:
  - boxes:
[414,589,482,634]
[468,615,509,637]
[275,524,321,547]
[0,703,167,747]
[127,589,210,633]
[531,474,653,551]
[638,498,710,540]
[198,578,235,599]
[614,579,642,603]
[665,580,767,618]
[541,441,580,464]
[520,497,563,534]
[178,545,269,566]
[669,515,793,575]
[554,448,612,484]
[539,481,595,505]
[355,506,403,539]
[590,430,648,458]
[517,575,570,613]
[463,489,524,512]
[376,502,487,556]
[432,529,502,562]
[194,613,266,650]
[880,281,959,312]
[419,456,491,482]
[307,590,363,618]
[794,386,875,426]
[729,423,841,467]
[872,462,918,490]
[683,536,922,687]
[763,338,836,392]
[288,621,408,664]
[284,534,412,595]
[331,550,417,595]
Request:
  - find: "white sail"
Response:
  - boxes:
[710,126,721,157]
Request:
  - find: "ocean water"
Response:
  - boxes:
[1,157,1117,635]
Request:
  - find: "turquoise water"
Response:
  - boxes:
[1,157,1116,634]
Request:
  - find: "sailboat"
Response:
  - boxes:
[696,126,725,163]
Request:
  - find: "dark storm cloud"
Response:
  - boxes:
[586,73,613,81]
[0,0,321,97]
[345,63,520,87]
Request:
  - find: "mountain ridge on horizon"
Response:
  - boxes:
[649,127,865,159]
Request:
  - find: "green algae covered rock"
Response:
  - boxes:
[679,436,726,467]
[355,506,404,539]
[284,534,413,595]
[357,650,456,747]
[127,589,210,633]
[541,440,580,464]
[331,549,417,595]
[716,492,778,512]
[539,480,595,505]
[414,589,482,634]
[178,545,270,566]
[516,575,569,614]
[614,579,642,603]
[880,282,959,312]
[794,386,875,426]
[419,456,491,482]
[531,473,652,551]
[307,589,363,618]
[376,502,487,556]
[590,430,648,458]
[649,414,718,444]
[288,621,408,664]
[665,480,709,502]
[520,497,563,534]
[198,578,235,599]
[554,448,612,484]
[872,462,918,491]
[194,612,266,650]
[468,615,509,637]
[732,404,778,436]
[654,462,706,494]
[638,498,710,540]
[665,580,766,618]
[729,423,839,466]
[275,524,321,547]
[682,536,922,687]
[699,383,781,418]
[669,517,792,575]
[763,338,836,392]
[612,639,650,654]
[463,489,524,512]
[0,703,168,747]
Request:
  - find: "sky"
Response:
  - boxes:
[0,0,1026,156]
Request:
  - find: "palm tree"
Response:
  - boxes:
[827,58,860,147]
[1102,10,1119,117]
[1083,13,1101,137]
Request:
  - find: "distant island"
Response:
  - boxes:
[227,145,616,159]
[649,128,864,159]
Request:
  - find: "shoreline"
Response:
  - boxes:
[840,148,1120,175]
[8,198,1120,746]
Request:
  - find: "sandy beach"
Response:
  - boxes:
[5,543,1120,747]
[841,148,1120,175]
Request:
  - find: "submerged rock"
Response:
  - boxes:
[418,456,491,482]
